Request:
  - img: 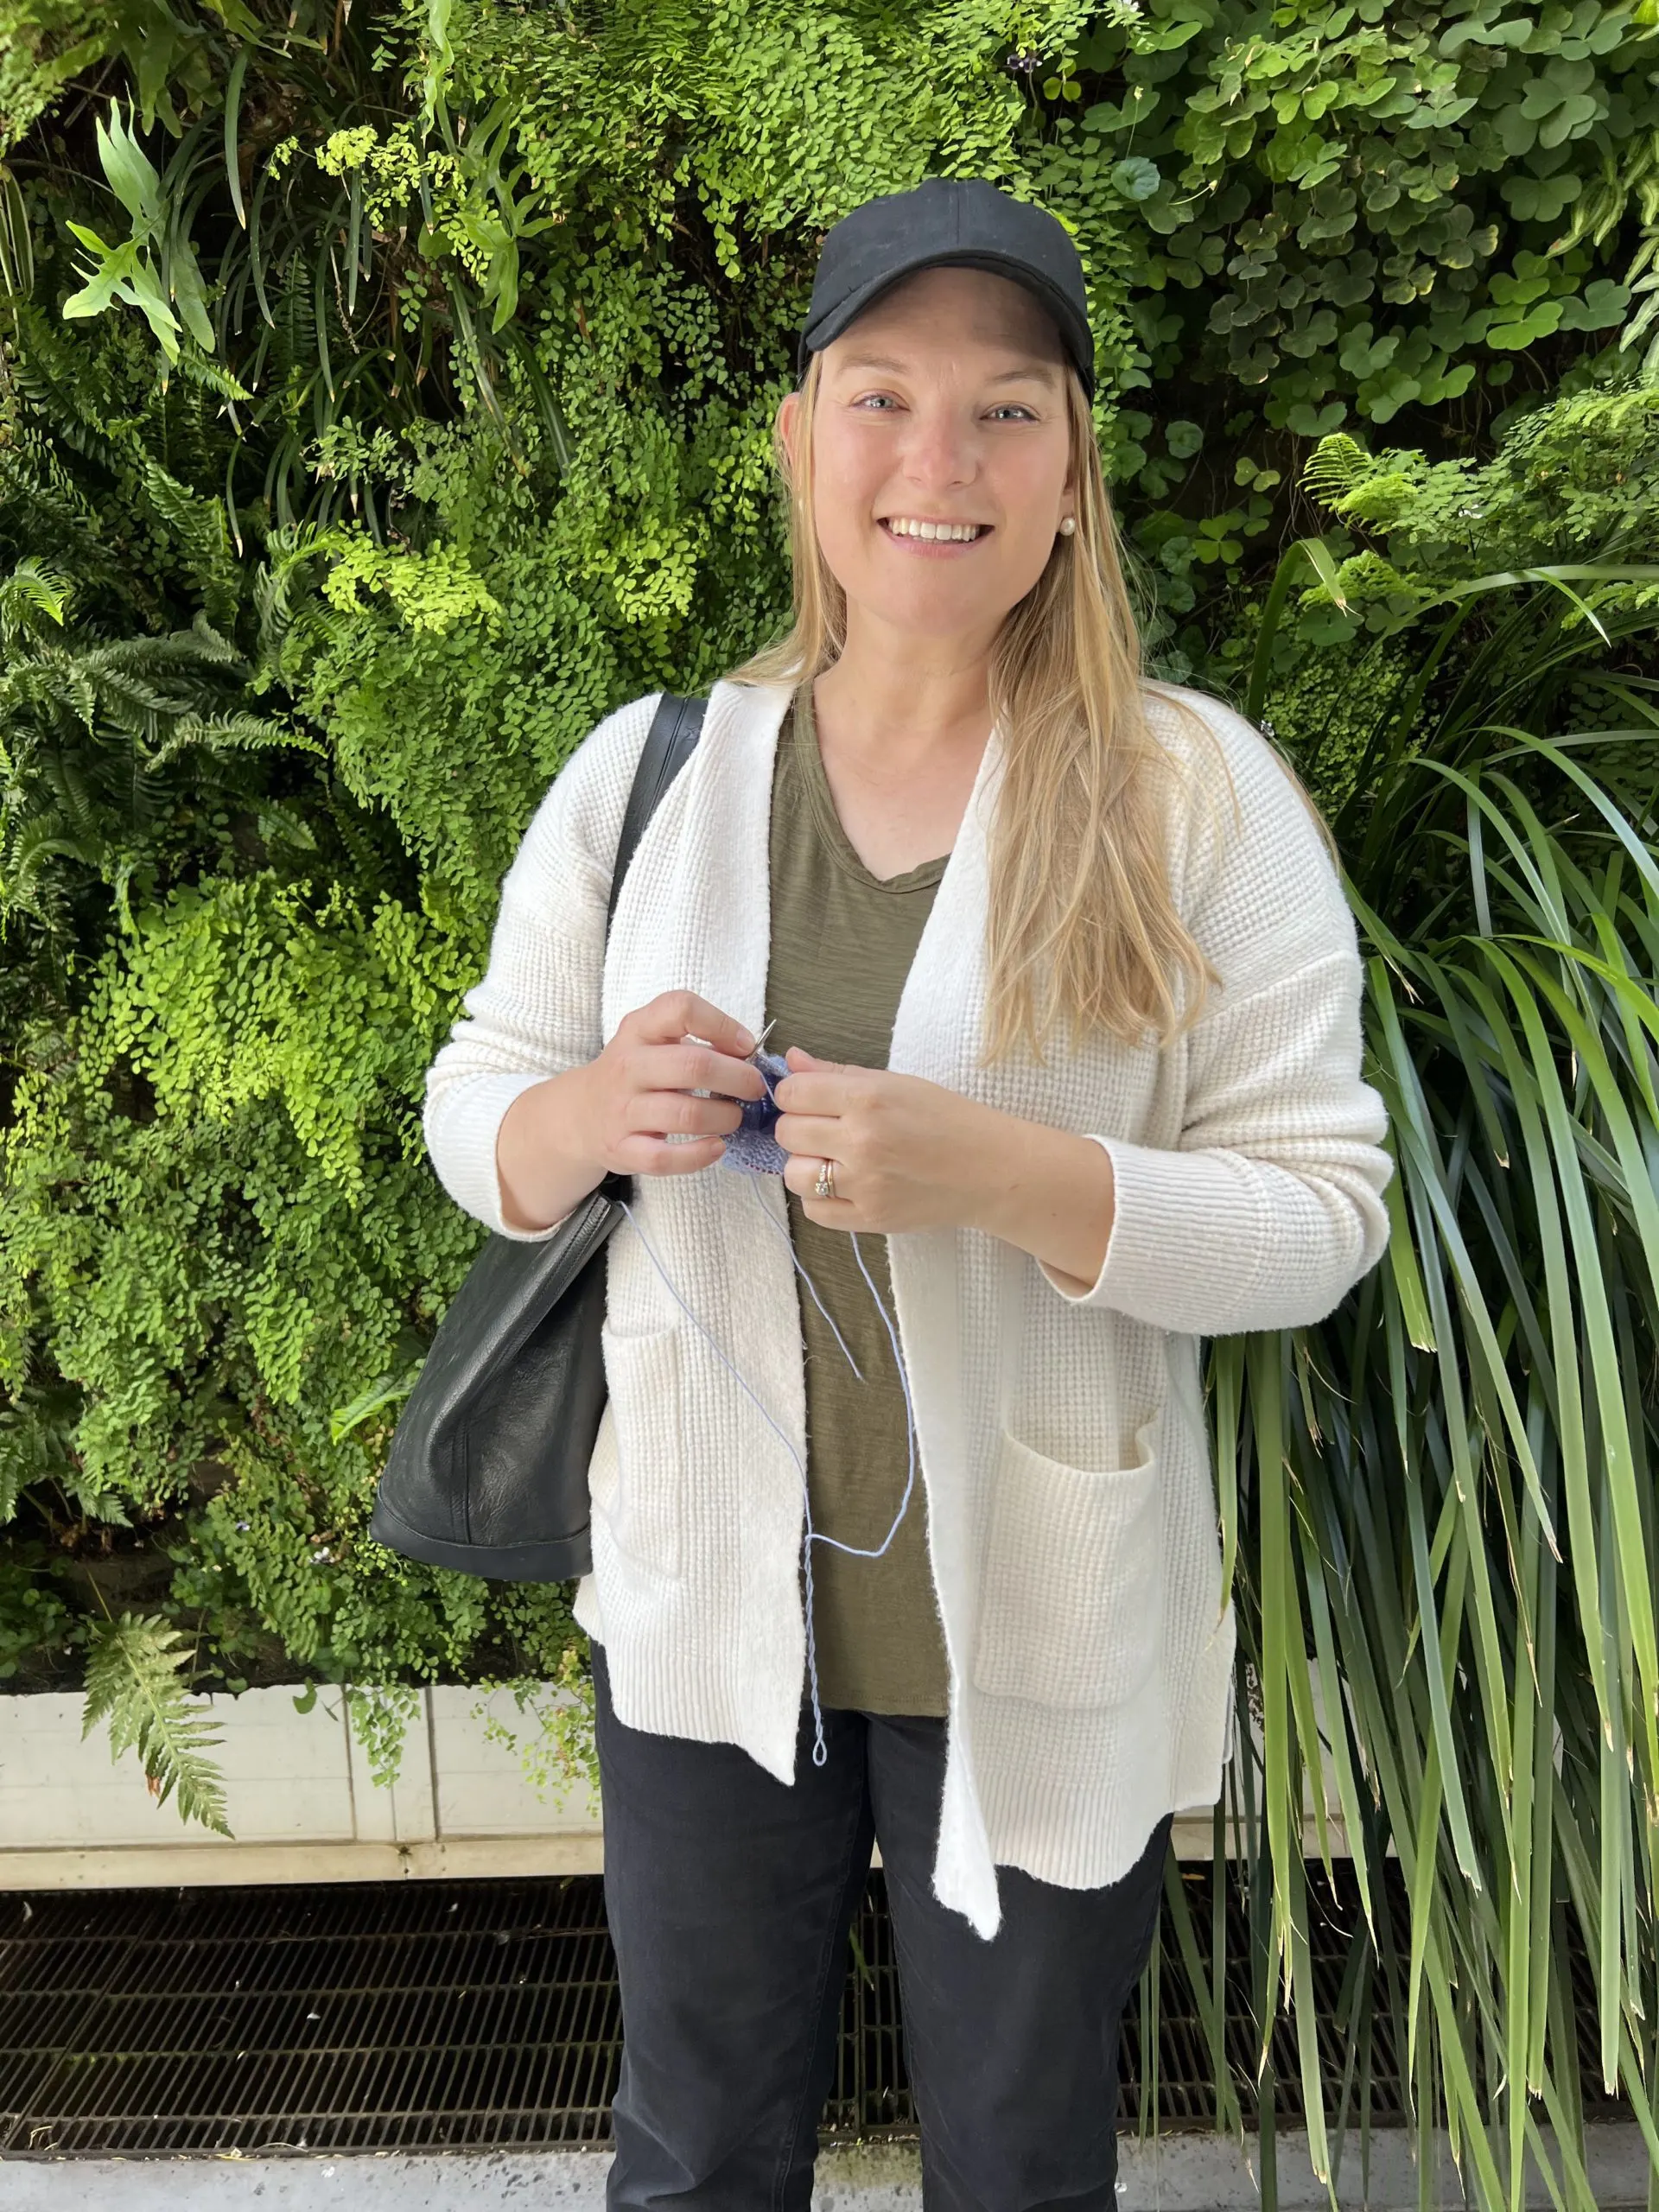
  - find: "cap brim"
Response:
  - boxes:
[800,251,1094,396]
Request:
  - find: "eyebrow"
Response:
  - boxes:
[832,352,1063,389]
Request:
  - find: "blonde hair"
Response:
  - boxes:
[729,352,1233,1069]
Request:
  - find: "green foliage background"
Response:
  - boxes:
[4,1,1659,2193]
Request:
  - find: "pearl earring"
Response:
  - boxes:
[1058,516,1076,537]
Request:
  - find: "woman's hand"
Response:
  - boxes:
[497,992,764,1231]
[773,1044,1117,1290]
[577,991,767,1178]
[773,1046,1007,1234]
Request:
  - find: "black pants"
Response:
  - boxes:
[594,1645,1173,2210]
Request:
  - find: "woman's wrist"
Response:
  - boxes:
[964,1108,1116,1296]
[496,1065,607,1233]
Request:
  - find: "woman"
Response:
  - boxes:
[425,178,1393,2210]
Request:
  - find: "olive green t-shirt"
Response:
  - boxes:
[763,684,950,1717]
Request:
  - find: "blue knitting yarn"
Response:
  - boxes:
[618,1169,919,1775]
[637,1040,919,1769]
[613,1043,925,1770]
[720,1047,791,1175]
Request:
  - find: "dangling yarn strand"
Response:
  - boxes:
[739,1064,864,1380]
[741,1176,918,1560]
[613,1137,919,1770]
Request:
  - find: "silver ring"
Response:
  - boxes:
[814,1158,836,1200]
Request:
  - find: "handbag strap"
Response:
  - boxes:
[606,691,708,938]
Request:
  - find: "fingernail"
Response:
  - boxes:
[736,1027,755,1052]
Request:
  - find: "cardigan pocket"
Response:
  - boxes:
[970,1414,1164,1709]
[594,1319,684,1580]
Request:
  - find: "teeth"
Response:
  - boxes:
[886,517,982,542]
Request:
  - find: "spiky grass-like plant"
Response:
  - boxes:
[1151,563,1659,2211]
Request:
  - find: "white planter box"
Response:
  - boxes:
[0,1683,601,1890]
[0,1675,1352,1889]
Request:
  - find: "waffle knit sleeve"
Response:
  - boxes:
[421,693,660,1243]
[1039,694,1393,1333]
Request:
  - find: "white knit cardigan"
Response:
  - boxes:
[423,677,1393,1937]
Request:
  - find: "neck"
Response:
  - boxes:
[812,607,999,765]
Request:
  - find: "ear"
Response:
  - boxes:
[777,389,801,475]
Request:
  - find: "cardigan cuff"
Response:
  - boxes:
[1037,1134,1268,1329]
[426,1071,579,1243]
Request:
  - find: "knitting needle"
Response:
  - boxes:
[683,1018,776,1103]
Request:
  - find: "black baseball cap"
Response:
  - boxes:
[798,177,1095,398]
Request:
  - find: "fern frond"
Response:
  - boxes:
[146,709,318,769]
[0,556,73,641]
[0,163,34,301]
[0,821,82,927]
[140,464,240,620]
[82,1611,232,1836]
[1301,431,1372,511]
[70,627,235,685]
[0,1446,21,1526]
[170,347,254,404]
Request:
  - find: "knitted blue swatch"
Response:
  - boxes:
[718,1047,791,1175]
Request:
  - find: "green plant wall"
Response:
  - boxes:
[3,3,1659,2201]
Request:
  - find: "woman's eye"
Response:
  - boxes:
[849,396,1038,419]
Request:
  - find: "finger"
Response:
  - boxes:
[626,1134,729,1178]
[774,1058,857,1109]
[649,1037,766,1101]
[633,989,756,1058]
[773,1112,842,1155]
[781,1158,826,1202]
[627,1090,744,1139]
[783,1158,854,1210]
[772,1068,844,1112]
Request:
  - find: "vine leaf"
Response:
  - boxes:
[82,1612,232,1836]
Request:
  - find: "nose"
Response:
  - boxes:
[898,397,977,494]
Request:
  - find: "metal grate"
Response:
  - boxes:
[0,1878,620,2155]
[0,1863,1625,2158]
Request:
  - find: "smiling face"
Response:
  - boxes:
[779,265,1077,653]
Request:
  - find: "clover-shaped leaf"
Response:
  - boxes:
[1111,156,1163,202]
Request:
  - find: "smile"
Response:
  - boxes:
[880,516,989,544]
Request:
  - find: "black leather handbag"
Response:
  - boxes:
[369,693,708,1581]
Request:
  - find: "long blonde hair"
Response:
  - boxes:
[728,353,1234,1069]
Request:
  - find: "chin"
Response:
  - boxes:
[853,580,1017,639]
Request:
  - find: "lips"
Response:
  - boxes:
[880,517,991,546]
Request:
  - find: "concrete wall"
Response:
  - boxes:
[0,1676,1354,1888]
[0,1685,602,1888]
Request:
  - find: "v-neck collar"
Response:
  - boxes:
[790,683,949,894]
[604,676,1008,1100]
